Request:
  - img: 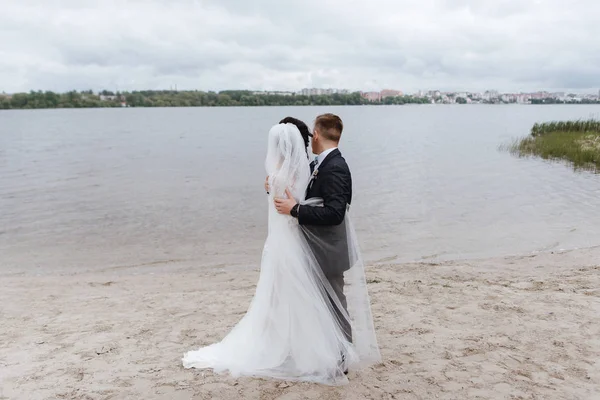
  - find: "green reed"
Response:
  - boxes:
[531,119,600,137]
[509,119,600,172]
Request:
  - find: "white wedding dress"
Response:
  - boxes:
[182,123,380,385]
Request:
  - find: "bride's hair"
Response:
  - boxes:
[266,122,311,200]
[279,116,311,155]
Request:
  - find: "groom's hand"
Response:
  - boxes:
[274,188,297,215]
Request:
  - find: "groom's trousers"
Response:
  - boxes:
[298,220,352,343]
[328,274,352,343]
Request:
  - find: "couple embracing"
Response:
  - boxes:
[183,113,380,385]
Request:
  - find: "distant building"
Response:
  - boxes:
[529,91,550,100]
[300,88,321,96]
[99,95,118,101]
[380,89,403,98]
[516,94,531,104]
[483,90,500,101]
[361,91,382,102]
[299,88,349,96]
[252,91,294,96]
[300,88,315,96]
[500,94,510,103]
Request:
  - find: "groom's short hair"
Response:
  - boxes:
[315,113,343,142]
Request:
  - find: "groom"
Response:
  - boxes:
[274,113,353,345]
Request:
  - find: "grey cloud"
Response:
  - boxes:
[0,0,599,93]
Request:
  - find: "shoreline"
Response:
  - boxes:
[3,243,598,279]
[2,247,599,399]
[2,103,600,112]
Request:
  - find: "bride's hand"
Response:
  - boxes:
[265,175,270,194]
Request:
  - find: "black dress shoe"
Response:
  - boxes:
[340,353,348,375]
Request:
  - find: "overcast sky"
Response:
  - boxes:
[1,0,599,93]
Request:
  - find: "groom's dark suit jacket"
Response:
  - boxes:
[298,149,352,278]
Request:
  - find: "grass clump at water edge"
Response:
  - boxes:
[509,119,600,172]
[531,119,600,137]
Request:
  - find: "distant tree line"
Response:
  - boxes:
[531,98,600,105]
[0,90,430,110]
[0,90,122,109]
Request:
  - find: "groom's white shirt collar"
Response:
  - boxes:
[315,147,337,167]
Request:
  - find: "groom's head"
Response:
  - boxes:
[312,113,343,154]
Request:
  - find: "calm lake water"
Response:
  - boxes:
[2,105,600,274]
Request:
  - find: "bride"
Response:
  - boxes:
[182,122,380,385]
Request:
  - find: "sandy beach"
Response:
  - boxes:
[1,247,599,400]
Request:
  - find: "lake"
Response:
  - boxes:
[2,105,600,274]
